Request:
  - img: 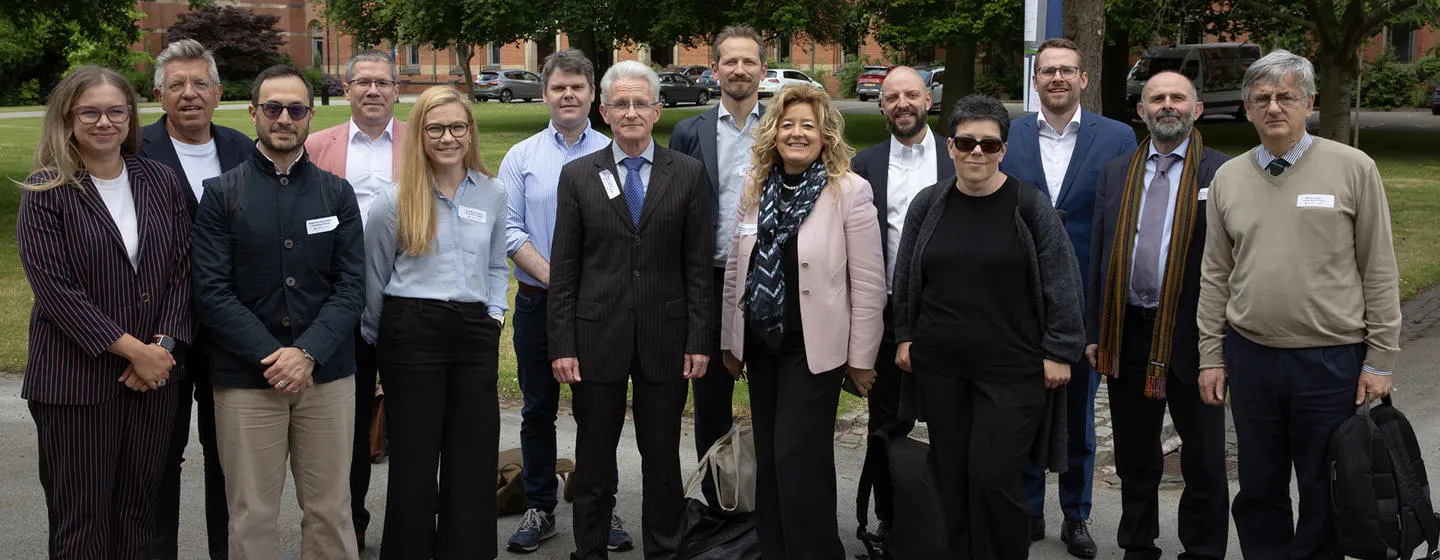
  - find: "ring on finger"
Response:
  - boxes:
[277,380,289,389]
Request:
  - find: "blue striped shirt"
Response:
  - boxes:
[1255,132,1313,171]
[500,121,610,288]
[361,171,510,344]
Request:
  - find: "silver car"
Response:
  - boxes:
[474,69,542,103]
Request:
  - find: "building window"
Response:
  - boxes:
[407,44,422,66]
[776,35,792,63]
[309,21,324,68]
[489,42,502,66]
[1390,24,1416,63]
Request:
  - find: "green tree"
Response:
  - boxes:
[868,0,1021,114]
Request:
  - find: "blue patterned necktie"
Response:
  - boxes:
[622,156,646,228]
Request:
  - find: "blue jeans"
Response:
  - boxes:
[513,288,617,513]
[1023,362,1098,521]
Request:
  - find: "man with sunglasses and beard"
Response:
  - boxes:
[192,65,365,560]
[999,38,1136,559]
[1086,70,1230,560]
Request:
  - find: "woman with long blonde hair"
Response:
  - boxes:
[16,64,194,558]
[360,85,509,559]
[718,84,886,558]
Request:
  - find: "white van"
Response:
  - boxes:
[1126,43,1262,120]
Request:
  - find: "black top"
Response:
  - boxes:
[912,178,1042,381]
[747,171,806,351]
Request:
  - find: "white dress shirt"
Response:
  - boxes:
[92,173,139,270]
[884,128,938,290]
[1128,137,1190,307]
[345,118,396,227]
[1036,110,1083,204]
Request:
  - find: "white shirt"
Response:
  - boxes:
[1128,137,1190,307]
[884,128,938,290]
[345,119,396,227]
[92,173,140,270]
[1036,109,1083,204]
[170,137,222,202]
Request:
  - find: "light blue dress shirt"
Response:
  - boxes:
[714,103,762,265]
[612,140,655,194]
[500,121,610,288]
[1128,137,1189,307]
[361,170,510,344]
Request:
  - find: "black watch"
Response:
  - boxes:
[152,335,177,353]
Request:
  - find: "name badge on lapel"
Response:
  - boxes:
[306,216,339,235]
[1198,187,1209,201]
[599,170,621,199]
[458,205,488,223]
[736,223,758,236]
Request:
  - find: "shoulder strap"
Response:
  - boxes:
[220,165,247,219]
[1017,180,1040,236]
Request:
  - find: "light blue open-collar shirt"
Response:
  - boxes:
[500,121,610,288]
[361,170,511,344]
[714,102,763,265]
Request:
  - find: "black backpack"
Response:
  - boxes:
[1329,396,1440,560]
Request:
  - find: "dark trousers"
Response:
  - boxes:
[1108,310,1228,560]
[691,267,735,508]
[514,287,618,513]
[916,368,1044,560]
[1024,360,1098,521]
[31,385,179,560]
[570,374,687,560]
[747,345,845,560]
[1226,328,1362,560]
[154,371,228,560]
[376,297,501,559]
[352,326,377,537]
[864,340,913,527]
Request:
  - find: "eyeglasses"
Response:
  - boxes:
[1248,93,1304,109]
[952,136,1004,154]
[254,101,313,121]
[424,122,471,139]
[349,79,396,90]
[1036,65,1080,80]
[606,100,658,114]
[74,105,130,125]
[164,79,213,94]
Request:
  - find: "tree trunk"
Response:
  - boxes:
[1314,47,1358,144]
[570,30,611,130]
[1101,26,1132,121]
[457,44,475,100]
[942,39,976,115]
[1063,0,1106,113]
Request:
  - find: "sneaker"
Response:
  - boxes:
[607,513,634,552]
[507,508,557,553]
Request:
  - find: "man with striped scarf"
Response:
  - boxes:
[1084,71,1231,560]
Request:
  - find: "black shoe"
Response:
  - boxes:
[1060,519,1097,559]
[1030,516,1045,542]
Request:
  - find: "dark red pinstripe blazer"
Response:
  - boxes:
[17,154,195,405]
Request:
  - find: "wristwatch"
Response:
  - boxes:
[152,335,177,353]
[297,346,316,362]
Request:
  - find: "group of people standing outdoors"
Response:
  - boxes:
[15,21,1400,560]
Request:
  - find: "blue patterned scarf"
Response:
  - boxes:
[745,160,828,348]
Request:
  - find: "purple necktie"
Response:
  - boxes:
[1133,154,1180,305]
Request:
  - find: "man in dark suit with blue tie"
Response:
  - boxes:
[550,60,713,560]
[999,37,1137,559]
[137,38,254,560]
[667,25,765,510]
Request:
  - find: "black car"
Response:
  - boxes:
[657,72,710,106]
[697,69,721,97]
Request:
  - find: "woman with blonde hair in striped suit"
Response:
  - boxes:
[16,64,194,559]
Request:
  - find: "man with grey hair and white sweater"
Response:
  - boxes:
[1196,49,1401,560]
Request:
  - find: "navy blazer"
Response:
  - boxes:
[17,155,195,405]
[668,104,766,227]
[192,150,365,389]
[1085,144,1231,382]
[138,114,254,215]
[999,109,1137,294]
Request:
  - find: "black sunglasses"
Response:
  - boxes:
[952,136,1004,154]
[254,101,312,121]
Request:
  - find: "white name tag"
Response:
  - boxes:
[736,223,758,236]
[1197,187,1209,201]
[599,170,621,199]
[736,164,753,178]
[306,216,339,235]
[458,205,488,223]
[1297,194,1335,209]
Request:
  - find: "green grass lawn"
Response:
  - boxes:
[3,104,1439,419]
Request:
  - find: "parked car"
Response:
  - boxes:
[927,67,945,114]
[758,69,825,98]
[697,69,721,97]
[474,69,542,103]
[855,66,890,101]
[666,65,709,81]
[1433,83,1439,115]
[1125,43,1262,120]
[658,72,710,106]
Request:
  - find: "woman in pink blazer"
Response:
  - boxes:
[719,85,886,559]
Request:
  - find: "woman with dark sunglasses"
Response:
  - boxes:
[891,94,1085,559]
